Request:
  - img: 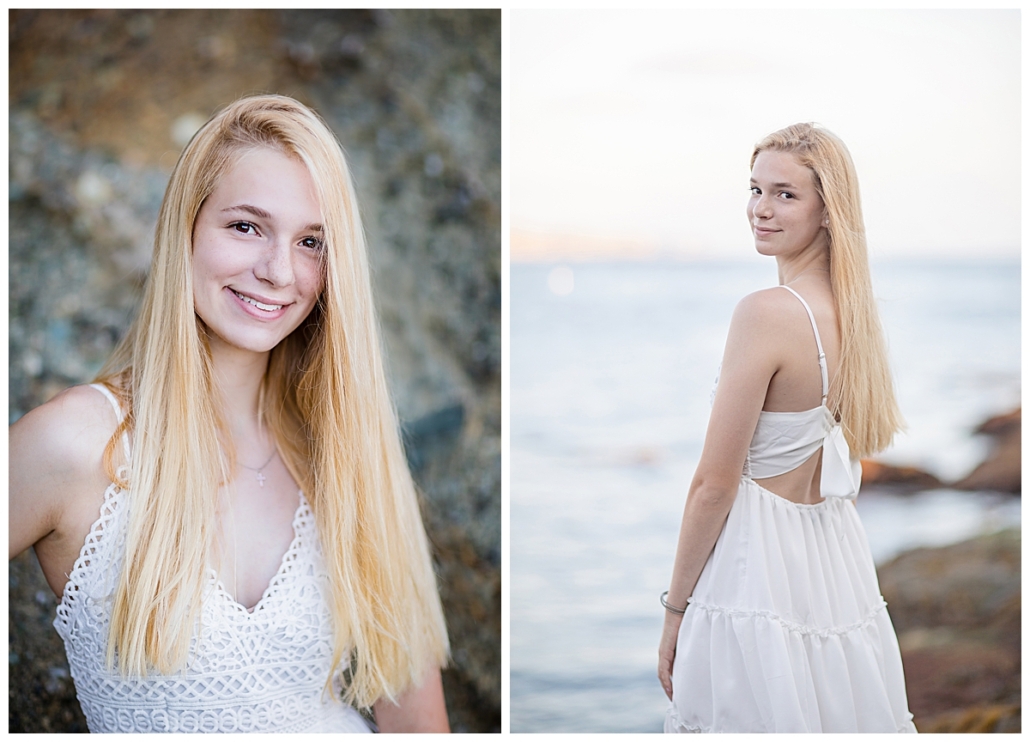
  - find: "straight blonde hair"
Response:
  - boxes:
[751,123,903,457]
[95,95,448,708]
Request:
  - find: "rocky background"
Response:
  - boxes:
[864,409,1021,732]
[879,528,1020,732]
[9,9,499,732]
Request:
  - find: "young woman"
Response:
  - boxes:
[657,124,916,733]
[10,95,450,733]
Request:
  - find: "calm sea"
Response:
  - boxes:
[510,259,1020,733]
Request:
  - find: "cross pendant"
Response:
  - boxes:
[256,472,267,487]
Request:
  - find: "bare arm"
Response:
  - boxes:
[373,666,449,733]
[658,290,790,699]
[9,385,116,595]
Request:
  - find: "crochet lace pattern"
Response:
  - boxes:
[53,470,370,733]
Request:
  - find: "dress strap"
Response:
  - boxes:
[779,285,829,403]
[88,383,132,461]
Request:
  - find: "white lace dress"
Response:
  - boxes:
[52,384,372,733]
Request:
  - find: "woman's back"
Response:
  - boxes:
[721,276,842,504]
[757,280,840,414]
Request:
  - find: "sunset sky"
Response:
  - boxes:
[512,9,1020,260]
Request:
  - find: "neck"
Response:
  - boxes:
[207,336,272,449]
[776,244,830,286]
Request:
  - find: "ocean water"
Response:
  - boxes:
[510,259,1020,733]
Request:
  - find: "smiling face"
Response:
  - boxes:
[192,146,325,358]
[747,150,828,259]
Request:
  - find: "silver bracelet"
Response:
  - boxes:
[660,590,687,615]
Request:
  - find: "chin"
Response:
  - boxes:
[208,326,287,355]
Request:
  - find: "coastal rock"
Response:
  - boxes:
[916,704,1020,734]
[952,408,1021,494]
[860,460,942,491]
[864,407,1021,496]
[879,528,1019,633]
[878,529,1020,731]
[9,9,499,733]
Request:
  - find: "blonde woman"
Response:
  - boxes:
[10,95,449,733]
[658,124,916,733]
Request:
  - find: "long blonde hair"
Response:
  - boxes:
[95,94,448,707]
[751,123,903,457]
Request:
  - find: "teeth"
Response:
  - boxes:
[232,289,282,312]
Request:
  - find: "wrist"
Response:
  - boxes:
[660,590,688,616]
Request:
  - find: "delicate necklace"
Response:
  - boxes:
[240,448,278,487]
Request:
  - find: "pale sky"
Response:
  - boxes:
[512,9,1020,259]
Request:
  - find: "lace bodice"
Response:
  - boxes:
[52,385,371,733]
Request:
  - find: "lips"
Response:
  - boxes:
[228,287,290,315]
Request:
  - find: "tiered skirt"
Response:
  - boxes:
[666,477,916,733]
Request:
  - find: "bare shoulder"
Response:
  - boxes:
[729,287,806,341]
[11,384,119,471]
[733,286,803,324]
[10,384,120,563]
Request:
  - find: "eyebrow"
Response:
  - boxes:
[750,179,798,189]
[221,204,323,232]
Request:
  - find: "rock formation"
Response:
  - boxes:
[878,529,1021,732]
[862,407,1021,495]
[860,460,943,491]
[953,409,1021,494]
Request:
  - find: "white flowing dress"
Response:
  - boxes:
[53,383,373,733]
[665,287,917,733]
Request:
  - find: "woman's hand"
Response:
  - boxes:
[658,610,683,701]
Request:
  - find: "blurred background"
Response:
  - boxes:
[8,9,499,732]
[511,9,1019,733]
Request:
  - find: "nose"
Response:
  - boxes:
[254,238,294,287]
[752,192,773,220]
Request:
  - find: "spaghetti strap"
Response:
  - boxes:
[779,286,828,403]
[88,383,131,461]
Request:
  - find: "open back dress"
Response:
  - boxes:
[665,286,916,733]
